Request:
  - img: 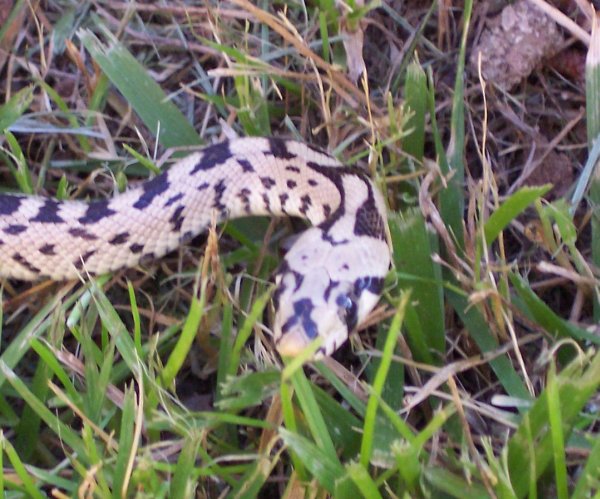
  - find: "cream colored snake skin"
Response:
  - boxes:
[0,138,391,356]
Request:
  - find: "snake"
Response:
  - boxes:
[0,137,391,357]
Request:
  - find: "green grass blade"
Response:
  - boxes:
[0,86,34,131]
[571,429,600,498]
[446,290,531,401]
[78,28,201,149]
[546,363,568,499]
[288,367,338,461]
[509,272,600,345]
[360,291,409,467]
[161,288,205,389]
[390,209,445,356]
[507,350,600,497]
[0,362,86,458]
[112,385,137,498]
[346,460,383,498]
[1,435,44,498]
[279,428,347,494]
[437,0,473,244]
[483,185,551,244]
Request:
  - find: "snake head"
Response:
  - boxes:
[272,227,388,358]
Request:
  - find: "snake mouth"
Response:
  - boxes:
[275,329,311,357]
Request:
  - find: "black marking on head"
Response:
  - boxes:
[308,179,318,187]
[0,195,24,215]
[190,141,232,175]
[281,298,318,339]
[181,230,193,242]
[74,249,97,270]
[285,165,300,173]
[323,204,331,218]
[39,243,56,255]
[109,232,130,245]
[238,159,255,173]
[169,205,185,232]
[164,192,184,207]
[31,199,65,224]
[197,182,209,191]
[299,195,312,215]
[129,243,144,254]
[267,138,297,160]
[291,270,304,291]
[321,230,349,246]
[12,253,40,274]
[213,179,227,214]
[354,276,385,297]
[323,279,339,301]
[133,173,170,210]
[4,224,27,235]
[336,293,358,331]
[260,176,276,189]
[68,227,98,241]
[79,200,116,224]
[273,282,286,311]
[286,180,297,189]
[354,184,386,240]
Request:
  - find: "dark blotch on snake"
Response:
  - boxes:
[280,298,318,339]
[354,276,385,296]
[164,192,183,207]
[237,159,255,173]
[212,179,227,213]
[267,138,297,160]
[169,205,185,232]
[4,224,27,235]
[354,186,386,240]
[299,195,311,215]
[133,174,170,210]
[129,243,144,254]
[73,250,97,270]
[79,200,116,225]
[260,177,276,189]
[31,199,65,224]
[190,141,232,175]
[68,227,98,241]
[12,253,40,274]
[0,195,24,216]
[109,232,130,245]
[39,243,56,255]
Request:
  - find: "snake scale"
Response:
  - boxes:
[0,137,391,356]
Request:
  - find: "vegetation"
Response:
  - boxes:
[0,1,598,497]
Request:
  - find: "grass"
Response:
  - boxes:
[0,1,599,497]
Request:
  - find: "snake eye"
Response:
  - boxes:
[336,293,358,331]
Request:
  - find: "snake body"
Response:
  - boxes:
[0,138,391,356]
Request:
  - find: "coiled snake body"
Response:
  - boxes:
[0,138,391,356]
